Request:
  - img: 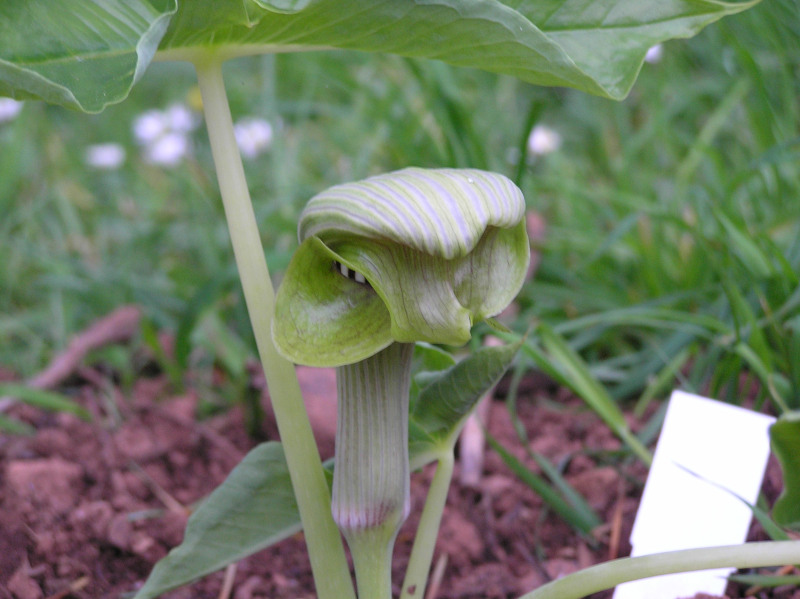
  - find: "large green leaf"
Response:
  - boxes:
[0,0,177,112]
[770,412,800,530]
[2,0,757,112]
[133,442,303,599]
[158,0,757,101]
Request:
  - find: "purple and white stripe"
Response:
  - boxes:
[298,167,525,259]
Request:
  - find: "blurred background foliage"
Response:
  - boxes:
[1,0,798,419]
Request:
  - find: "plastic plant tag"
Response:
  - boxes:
[613,390,775,599]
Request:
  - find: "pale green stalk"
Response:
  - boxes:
[521,540,800,599]
[192,54,354,599]
[347,527,398,599]
[334,342,414,599]
[400,452,454,599]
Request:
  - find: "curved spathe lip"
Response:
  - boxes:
[272,236,395,367]
[272,168,530,368]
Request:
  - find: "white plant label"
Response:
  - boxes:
[613,390,775,599]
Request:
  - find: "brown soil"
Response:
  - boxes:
[0,358,794,599]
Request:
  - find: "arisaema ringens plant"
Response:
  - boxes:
[272,167,529,598]
[5,1,800,598]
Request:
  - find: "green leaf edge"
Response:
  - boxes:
[0,1,177,113]
[770,412,800,530]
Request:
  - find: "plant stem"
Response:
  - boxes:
[400,451,454,599]
[193,54,355,599]
[520,540,800,599]
[334,342,414,599]
[348,527,398,599]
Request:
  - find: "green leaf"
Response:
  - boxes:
[2,0,757,112]
[0,383,91,421]
[251,0,314,13]
[770,412,800,530]
[410,339,521,463]
[413,343,457,373]
[158,0,757,101]
[0,0,177,112]
[134,442,303,599]
[410,343,457,410]
[717,212,774,279]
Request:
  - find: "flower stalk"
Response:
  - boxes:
[193,54,355,599]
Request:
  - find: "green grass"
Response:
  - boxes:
[1,0,798,428]
[510,0,800,416]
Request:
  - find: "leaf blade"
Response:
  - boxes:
[133,442,303,599]
[770,413,800,530]
[485,432,602,537]
[524,325,653,465]
[0,383,91,421]
[158,0,758,100]
[410,338,521,458]
[0,0,177,112]
[2,0,758,111]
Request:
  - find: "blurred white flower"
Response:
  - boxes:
[133,109,169,145]
[0,98,23,123]
[527,124,562,156]
[165,103,199,133]
[84,143,126,170]
[144,131,190,167]
[645,44,663,64]
[234,118,274,159]
[133,103,198,167]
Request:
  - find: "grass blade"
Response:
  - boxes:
[524,325,652,465]
[0,413,36,435]
[485,432,601,538]
[0,383,91,421]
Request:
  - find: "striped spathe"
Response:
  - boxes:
[298,167,525,259]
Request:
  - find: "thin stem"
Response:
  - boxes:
[520,540,800,599]
[400,452,454,599]
[193,54,354,599]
